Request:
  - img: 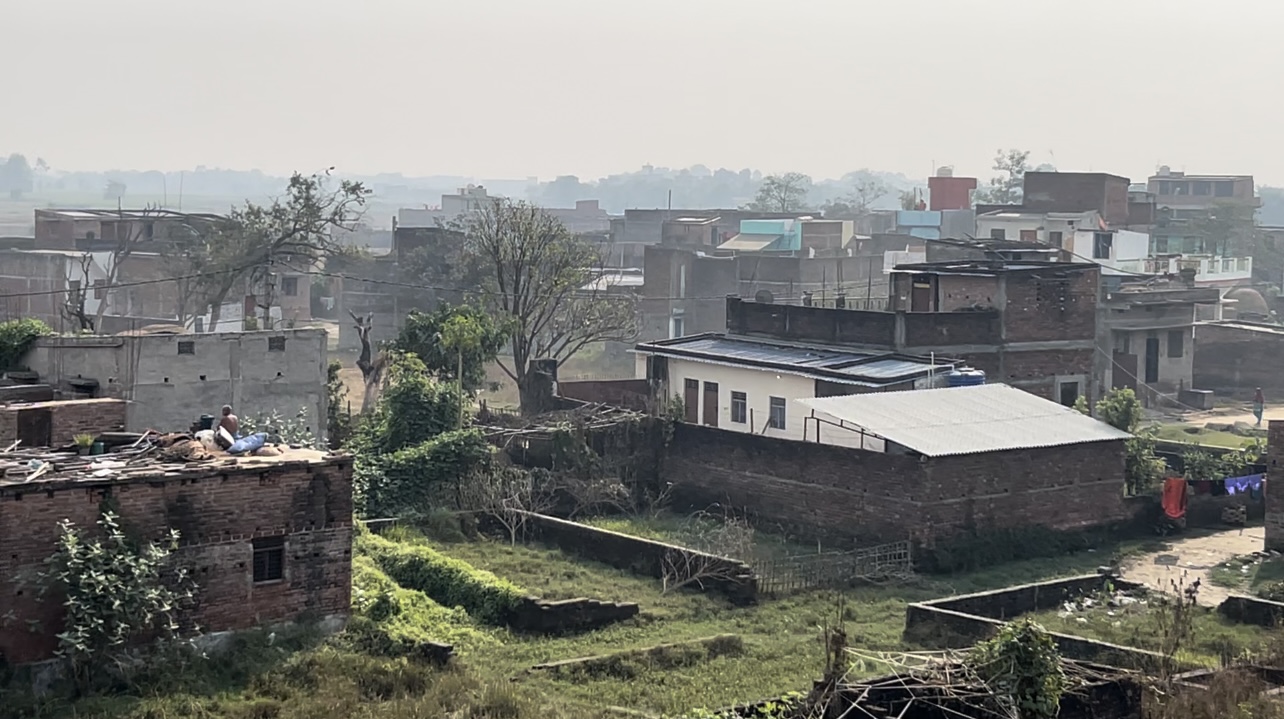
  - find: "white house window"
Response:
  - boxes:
[731,391,747,424]
[768,396,786,430]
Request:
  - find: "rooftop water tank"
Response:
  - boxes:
[947,367,986,387]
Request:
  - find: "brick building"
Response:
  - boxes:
[1193,320,1284,398]
[726,260,1102,405]
[666,383,1130,545]
[0,449,353,664]
[0,398,127,447]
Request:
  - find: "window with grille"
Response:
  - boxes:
[252,536,285,583]
[177,341,195,355]
[268,336,286,351]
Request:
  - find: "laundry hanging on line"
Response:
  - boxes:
[1226,474,1264,496]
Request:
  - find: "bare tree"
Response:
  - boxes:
[92,205,162,331]
[464,200,638,413]
[62,254,95,333]
[661,510,757,594]
[462,467,556,545]
[745,172,813,212]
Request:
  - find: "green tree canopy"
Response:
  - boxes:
[392,304,509,392]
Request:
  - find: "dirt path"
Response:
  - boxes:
[1120,527,1264,606]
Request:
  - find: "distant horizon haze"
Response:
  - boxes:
[4,0,1282,184]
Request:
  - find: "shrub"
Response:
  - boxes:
[349,553,495,652]
[359,534,525,625]
[970,619,1065,719]
[0,318,51,371]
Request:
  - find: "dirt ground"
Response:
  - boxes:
[1120,526,1265,606]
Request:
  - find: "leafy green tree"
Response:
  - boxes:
[0,317,52,370]
[973,149,1030,205]
[36,512,195,695]
[352,353,464,455]
[745,172,813,212]
[392,304,509,395]
[463,200,637,414]
[177,171,370,330]
[1096,387,1144,432]
[1095,388,1166,493]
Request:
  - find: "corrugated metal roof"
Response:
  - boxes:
[636,335,953,386]
[797,384,1131,457]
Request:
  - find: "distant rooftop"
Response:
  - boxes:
[634,333,958,387]
[798,384,1131,457]
[37,208,225,221]
[890,260,1098,275]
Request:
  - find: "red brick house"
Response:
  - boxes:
[0,449,353,665]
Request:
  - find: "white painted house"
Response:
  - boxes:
[632,333,960,450]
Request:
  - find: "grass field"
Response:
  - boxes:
[1209,555,1284,595]
[16,521,1173,719]
[1154,423,1260,449]
[1031,597,1266,668]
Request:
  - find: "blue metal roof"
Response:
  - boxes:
[636,335,954,385]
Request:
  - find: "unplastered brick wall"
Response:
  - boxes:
[0,398,127,447]
[0,455,354,664]
[1265,420,1284,552]
[665,424,1127,545]
[1002,268,1098,343]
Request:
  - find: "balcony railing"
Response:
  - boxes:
[1111,255,1252,282]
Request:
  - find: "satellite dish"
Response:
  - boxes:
[754,290,774,304]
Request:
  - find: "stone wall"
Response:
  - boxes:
[516,511,757,604]
[0,398,127,447]
[0,455,354,664]
[665,424,1129,545]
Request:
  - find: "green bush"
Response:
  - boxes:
[0,318,52,371]
[359,534,526,625]
[349,554,495,652]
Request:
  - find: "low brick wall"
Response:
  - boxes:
[904,574,1164,670]
[923,574,1144,620]
[0,398,127,448]
[1218,595,1284,627]
[509,596,639,634]
[515,511,758,605]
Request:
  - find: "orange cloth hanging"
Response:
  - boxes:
[1162,477,1188,520]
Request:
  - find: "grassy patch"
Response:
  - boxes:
[1031,600,1263,667]
[1155,423,1258,449]
[18,526,1177,718]
[581,513,820,559]
[1209,555,1284,594]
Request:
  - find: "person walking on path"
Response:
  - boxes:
[1254,388,1265,426]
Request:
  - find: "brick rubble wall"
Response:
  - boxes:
[0,457,353,664]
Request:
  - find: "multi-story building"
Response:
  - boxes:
[1146,168,1260,255]
[722,260,1103,405]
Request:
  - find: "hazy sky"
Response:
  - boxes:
[5,0,1282,184]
